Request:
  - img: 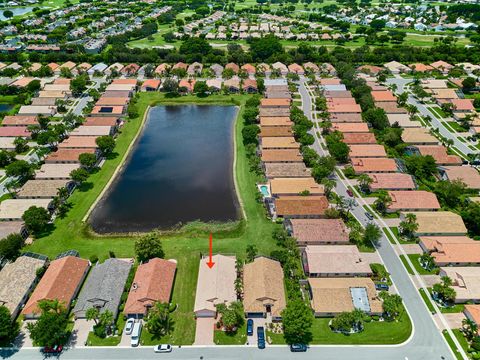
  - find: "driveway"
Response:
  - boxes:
[193,318,215,345]
[444,313,467,330]
[381,218,401,227]
[421,274,441,287]
[397,244,423,254]
[360,251,382,264]
[69,319,92,347]
[15,320,34,348]
[247,317,266,346]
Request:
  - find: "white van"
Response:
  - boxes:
[130,321,142,347]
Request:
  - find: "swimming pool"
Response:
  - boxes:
[258,184,271,198]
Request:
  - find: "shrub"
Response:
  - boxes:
[89,255,99,264]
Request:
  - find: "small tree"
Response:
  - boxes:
[0,233,24,261]
[216,301,244,333]
[22,206,51,235]
[27,300,69,347]
[363,223,381,246]
[462,318,478,341]
[13,137,29,153]
[432,276,456,304]
[134,231,165,262]
[86,307,100,325]
[245,244,257,263]
[96,136,115,156]
[79,153,97,170]
[373,191,392,215]
[379,291,403,320]
[0,306,18,345]
[145,302,172,336]
[281,299,314,344]
[70,168,90,184]
[399,213,418,240]
[5,160,34,180]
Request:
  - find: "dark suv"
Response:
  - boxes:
[257,326,265,349]
[247,319,254,336]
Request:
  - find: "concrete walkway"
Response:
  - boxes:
[193,318,215,345]
[70,319,92,347]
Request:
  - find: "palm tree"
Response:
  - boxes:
[462,318,478,341]
[374,192,392,215]
[358,174,373,193]
[321,178,336,199]
[445,138,454,150]
[86,307,100,325]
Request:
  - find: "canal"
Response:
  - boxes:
[89,105,240,233]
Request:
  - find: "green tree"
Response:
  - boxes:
[363,107,389,130]
[161,78,178,93]
[70,168,90,183]
[373,191,392,215]
[245,244,257,263]
[134,231,165,262]
[249,35,284,62]
[399,213,418,239]
[5,160,34,180]
[462,318,478,341]
[27,300,69,347]
[70,74,89,96]
[358,174,373,193]
[379,292,403,320]
[364,223,381,246]
[22,206,51,235]
[96,136,115,155]
[79,153,97,170]
[433,179,466,208]
[145,302,172,336]
[13,137,29,153]
[85,307,100,325]
[462,77,476,92]
[0,305,17,345]
[242,107,259,125]
[405,155,437,180]
[281,299,313,344]
[432,276,456,304]
[2,10,13,18]
[216,302,244,332]
[241,125,259,145]
[0,233,24,261]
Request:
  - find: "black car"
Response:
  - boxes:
[365,212,374,220]
[247,319,254,336]
[290,344,307,352]
[257,326,265,349]
[375,283,389,291]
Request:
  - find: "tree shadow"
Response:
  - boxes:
[105,152,119,161]
[78,182,94,192]
[35,223,56,238]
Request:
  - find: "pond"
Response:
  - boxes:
[0,103,13,113]
[0,7,33,21]
[89,105,240,233]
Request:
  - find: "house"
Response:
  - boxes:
[357,65,383,75]
[303,62,319,73]
[269,177,323,196]
[17,180,74,199]
[259,107,290,117]
[302,245,371,277]
[223,78,240,93]
[73,258,132,319]
[352,158,398,173]
[384,61,409,74]
[401,128,438,145]
[257,63,271,74]
[464,305,480,328]
[105,63,124,75]
[330,113,363,123]
[193,255,236,317]
[91,106,124,117]
[88,63,108,75]
[371,91,397,102]
[71,126,114,137]
[261,137,299,150]
[0,221,27,240]
[210,64,223,77]
[328,103,362,114]
[260,126,292,137]
[124,258,176,317]
[22,255,90,318]
[242,79,257,93]
[260,98,290,108]
[430,61,453,74]
[439,267,480,303]
[141,79,161,92]
[0,198,53,221]
[35,163,80,180]
[438,166,480,189]
[368,173,416,191]
[308,278,382,317]
[349,144,387,158]
[285,218,349,246]
[419,236,474,253]
[415,146,461,166]
[178,79,195,93]
[288,63,304,75]
[0,138,16,151]
[342,133,377,145]
[154,63,170,75]
[187,62,203,76]
[206,79,222,92]
[243,257,286,320]
[121,63,140,76]
[2,115,38,127]
[260,117,292,127]
[45,148,96,163]
[333,123,369,133]
[241,63,256,75]
[261,149,303,163]
[18,105,56,116]
[225,62,239,74]
[400,211,467,236]
[264,163,311,178]
[0,127,31,138]
[271,62,288,75]
[387,190,440,212]
[274,196,329,218]
[409,63,433,73]
[375,102,407,114]
[421,79,449,89]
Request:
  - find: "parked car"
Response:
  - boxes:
[154,344,172,353]
[346,189,354,197]
[125,318,135,335]
[247,319,254,336]
[43,345,63,354]
[290,344,307,352]
[257,326,265,349]
[365,212,374,220]
[375,283,389,291]
[130,321,142,347]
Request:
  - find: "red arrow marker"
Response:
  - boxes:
[207,233,215,268]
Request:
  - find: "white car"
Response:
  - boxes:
[154,344,172,353]
[124,318,135,335]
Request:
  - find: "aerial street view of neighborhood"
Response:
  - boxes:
[1,0,480,359]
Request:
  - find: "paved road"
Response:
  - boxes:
[298,78,461,360]
[386,76,477,156]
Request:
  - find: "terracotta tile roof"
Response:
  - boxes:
[387,190,440,211]
[431,89,459,99]
[369,173,415,190]
[0,127,31,137]
[401,211,467,235]
[22,256,89,316]
[259,108,290,117]
[261,149,303,163]
[265,163,311,178]
[2,115,38,126]
[84,117,119,127]
[243,257,286,317]
[303,62,319,72]
[430,60,453,70]
[91,106,124,115]
[433,244,480,265]
[330,113,363,122]
[45,148,96,163]
[440,268,480,301]
[441,166,480,189]
[259,117,292,127]
[342,132,377,144]
[325,90,353,98]
[141,79,161,90]
[416,146,461,165]
[241,64,256,74]
[242,79,257,90]
[327,103,362,113]
[464,304,480,326]
[260,126,292,137]
[260,98,291,107]
[419,236,473,252]
[289,218,349,245]
[124,258,176,316]
[371,91,397,102]
[225,63,239,73]
[288,63,304,74]
[275,195,329,216]
[349,144,386,158]
[96,97,129,106]
[449,99,475,111]
[409,63,433,72]
[327,97,358,105]
[333,122,369,133]
[352,158,398,173]
[261,137,299,149]
[270,177,324,196]
[308,277,382,315]
[320,78,341,85]
[58,136,98,149]
[357,65,383,74]
[111,79,137,85]
[172,62,188,70]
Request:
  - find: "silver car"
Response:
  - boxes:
[124,318,135,335]
[154,344,172,353]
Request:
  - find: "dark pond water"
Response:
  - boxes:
[89,105,239,233]
[0,104,13,112]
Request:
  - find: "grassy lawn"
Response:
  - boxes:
[419,288,435,313]
[214,323,247,345]
[25,92,281,345]
[452,329,470,355]
[429,106,449,119]
[407,254,437,275]
[86,332,122,346]
[443,330,465,360]
[399,255,414,275]
[440,304,465,314]
[269,312,411,345]
[447,121,469,133]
